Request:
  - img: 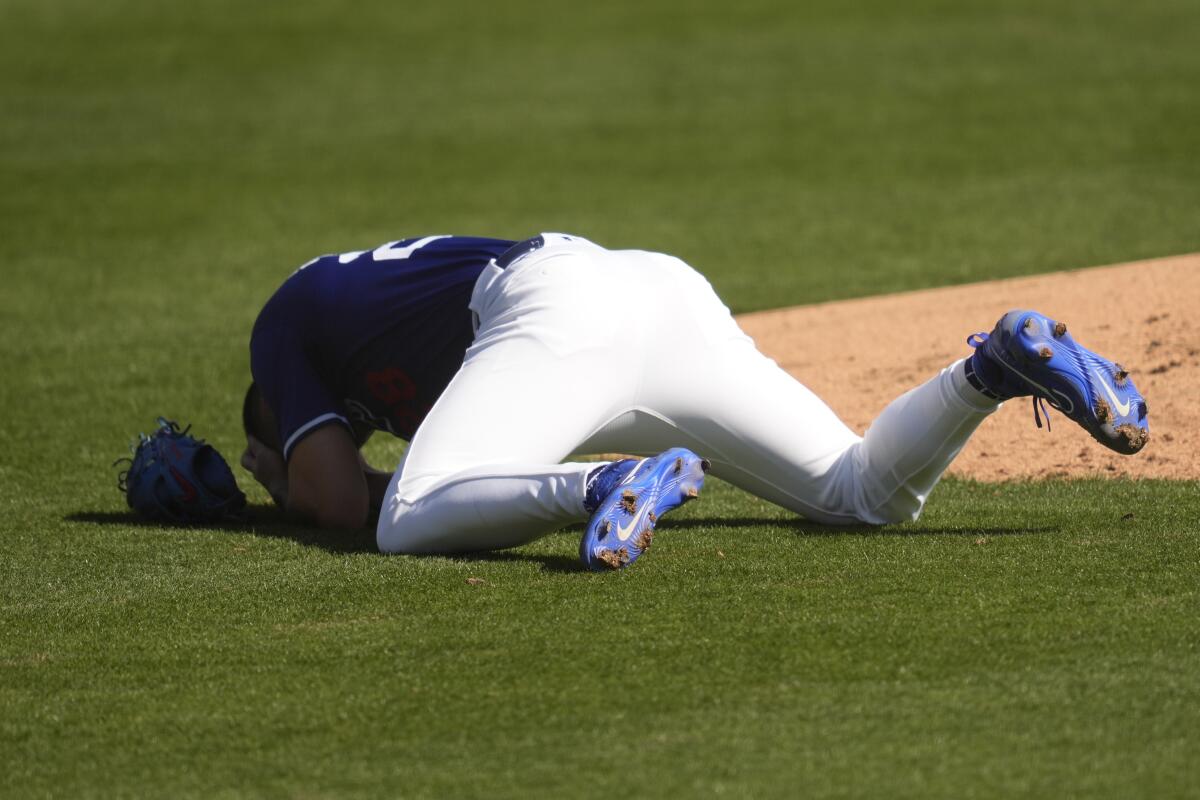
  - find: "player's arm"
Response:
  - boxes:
[242,429,388,528]
[286,424,373,529]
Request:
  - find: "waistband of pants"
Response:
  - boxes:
[493,232,595,270]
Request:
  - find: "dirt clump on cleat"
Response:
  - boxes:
[635,529,654,550]
[1053,321,1067,338]
[620,490,637,514]
[1094,398,1111,424]
[595,548,630,570]
[1115,424,1150,454]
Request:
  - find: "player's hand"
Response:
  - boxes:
[241,434,289,507]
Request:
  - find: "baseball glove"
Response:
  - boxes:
[115,417,247,524]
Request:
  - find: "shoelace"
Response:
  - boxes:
[1032,396,1051,431]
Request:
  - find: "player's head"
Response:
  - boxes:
[241,382,281,452]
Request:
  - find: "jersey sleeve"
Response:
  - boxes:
[249,320,352,460]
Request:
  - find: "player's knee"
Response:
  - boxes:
[840,468,926,526]
[869,504,923,526]
[831,446,930,526]
[857,490,925,526]
[375,506,431,555]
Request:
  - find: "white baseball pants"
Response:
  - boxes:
[376,235,999,554]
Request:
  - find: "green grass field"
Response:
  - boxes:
[2,0,1198,796]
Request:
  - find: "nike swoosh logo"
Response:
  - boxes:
[993,357,1075,415]
[616,514,640,542]
[611,462,650,542]
[1095,369,1132,417]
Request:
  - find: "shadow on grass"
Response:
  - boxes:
[67,508,1054,573]
[443,550,585,573]
[67,508,377,553]
[65,507,586,571]
[662,516,1058,538]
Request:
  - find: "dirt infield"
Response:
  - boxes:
[736,253,1199,481]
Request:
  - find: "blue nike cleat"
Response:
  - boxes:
[965,309,1150,454]
[580,447,709,571]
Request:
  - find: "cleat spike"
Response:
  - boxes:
[700,458,711,472]
[1038,346,1053,360]
[673,457,683,474]
[595,549,622,570]
[685,486,699,498]
[620,490,637,514]
[1116,424,1149,454]
[1053,321,1067,338]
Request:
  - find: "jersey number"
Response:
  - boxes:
[336,235,450,264]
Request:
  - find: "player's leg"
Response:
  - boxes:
[758,308,1152,522]
[675,307,1150,524]
[583,344,998,525]
[680,347,998,524]
[575,250,999,525]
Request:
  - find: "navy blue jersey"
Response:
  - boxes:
[250,235,515,458]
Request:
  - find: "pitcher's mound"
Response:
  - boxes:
[737,253,1199,481]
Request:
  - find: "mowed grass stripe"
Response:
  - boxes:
[3,479,1197,797]
[2,1,1199,311]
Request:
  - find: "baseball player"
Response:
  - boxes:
[241,233,1149,570]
